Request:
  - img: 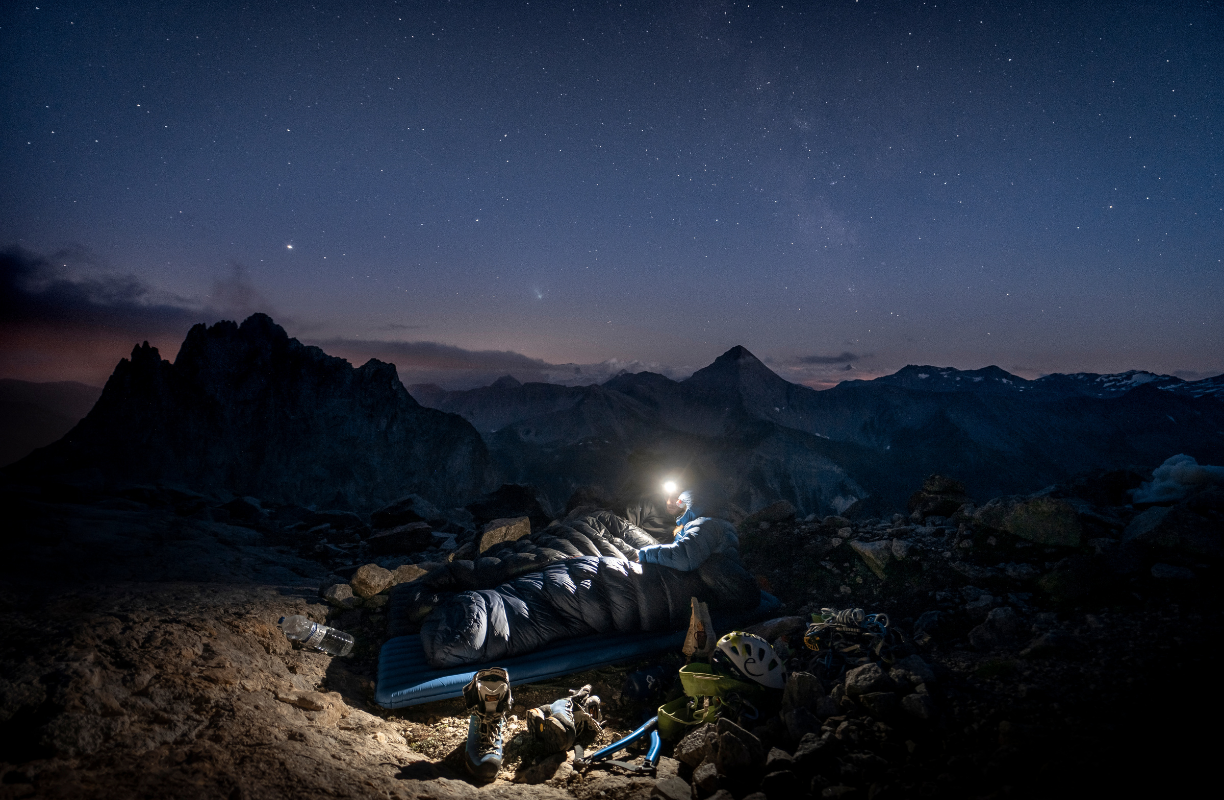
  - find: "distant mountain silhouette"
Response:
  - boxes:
[8,326,1222,518]
[414,348,1224,515]
[0,380,102,467]
[8,315,490,510]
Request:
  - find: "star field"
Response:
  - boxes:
[1,0,1221,388]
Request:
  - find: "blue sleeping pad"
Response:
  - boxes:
[376,592,781,708]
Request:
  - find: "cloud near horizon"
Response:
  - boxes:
[798,351,863,365]
[764,351,879,389]
[0,245,695,389]
[0,246,282,384]
[312,337,691,390]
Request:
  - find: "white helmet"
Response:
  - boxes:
[711,631,787,690]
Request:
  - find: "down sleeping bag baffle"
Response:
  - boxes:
[419,552,759,667]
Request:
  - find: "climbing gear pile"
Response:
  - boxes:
[656,628,788,743]
[802,607,906,683]
[462,668,513,780]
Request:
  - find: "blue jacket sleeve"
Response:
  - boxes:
[637,517,738,571]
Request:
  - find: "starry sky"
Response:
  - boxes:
[2,0,1221,390]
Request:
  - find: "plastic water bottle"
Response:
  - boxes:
[279,615,354,657]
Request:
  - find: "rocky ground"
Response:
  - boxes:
[1,472,1221,799]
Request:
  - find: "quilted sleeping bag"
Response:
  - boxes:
[419,552,760,667]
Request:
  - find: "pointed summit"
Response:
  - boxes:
[682,345,795,419]
[490,375,522,389]
[685,346,782,389]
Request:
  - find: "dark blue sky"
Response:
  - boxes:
[2,0,1221,388]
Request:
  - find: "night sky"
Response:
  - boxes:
[2,0,1221,390]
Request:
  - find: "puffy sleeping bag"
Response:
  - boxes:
[420,552,760,667]
[392,510,667,634]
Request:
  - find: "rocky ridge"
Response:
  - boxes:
[8,314,490,511]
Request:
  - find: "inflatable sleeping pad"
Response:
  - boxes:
[376,592,781,708]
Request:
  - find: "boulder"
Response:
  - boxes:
[901,691,937,720]
[1037,556,1106,604]
[321,583,360,609]
[692,762,720,795]
[975,496,1083,547]
[392,564,429,585]
[849,540,892,579]
[715,718,766,770]
[912,611,942,636]
[350,564,394,598]
[792,732,839,774]
[844,662,892,696]
[743,500,797,526]
[890,654,936,686]
[466,484,551,530]
[477,517,531,554]
[651,776,691,800]
[304,509,366,531]
[367,522,433,556]
[782,671,826,713]
[371,494,441,529]
[969,606,1022,650]
[907,475,970,519]
[857,691,898,717]
[781,707,822,740]
[673,722,719,768]
[1123,502,1224,559]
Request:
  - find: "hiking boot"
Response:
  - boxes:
[527,684,602,753]
[462,668,512,780]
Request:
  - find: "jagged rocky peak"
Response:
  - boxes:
[14,314,490,510]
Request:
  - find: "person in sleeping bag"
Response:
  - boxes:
[637,486,739,572]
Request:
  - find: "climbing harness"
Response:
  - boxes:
[656,660,770,741]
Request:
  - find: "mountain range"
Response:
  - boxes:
[4,316,1222,517]
[411,346,1224,514]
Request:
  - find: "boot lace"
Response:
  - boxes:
[475,713,505,750]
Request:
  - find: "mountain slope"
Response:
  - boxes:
[417,347,1224,515]
[10,315,490,509]
[0,379,102,467]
